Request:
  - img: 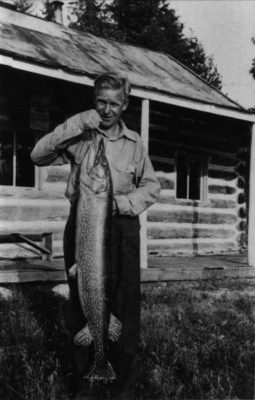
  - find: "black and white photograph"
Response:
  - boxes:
[0,0,254,399]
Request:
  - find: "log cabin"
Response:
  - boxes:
[0,1,255,271]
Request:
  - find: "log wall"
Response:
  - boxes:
[147,101,249,256]
[0,67,84,259]
[0,68,250,260]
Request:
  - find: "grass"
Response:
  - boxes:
[0,286,70,400]
[0,280,254,400]
[136,281,255,399]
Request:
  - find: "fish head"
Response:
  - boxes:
[81,139,112,194]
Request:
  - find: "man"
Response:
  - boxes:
[31,73,161,399]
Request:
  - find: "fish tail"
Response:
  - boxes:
[85,361,116,383]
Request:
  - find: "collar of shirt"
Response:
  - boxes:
[96,119,137,142]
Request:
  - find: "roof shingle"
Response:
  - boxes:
[0,7,243,111]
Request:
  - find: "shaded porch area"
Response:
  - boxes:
[0,252,254,284]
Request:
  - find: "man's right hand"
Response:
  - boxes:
[82,109,102,130]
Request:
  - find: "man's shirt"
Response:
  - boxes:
[31,111,161,216]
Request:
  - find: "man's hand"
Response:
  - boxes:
[83,109,102,130]
[112,198,118,216]
[68,263,77,279]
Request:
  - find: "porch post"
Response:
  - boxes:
[13,130,16,186]
[248,123,255,266]
[140,98,150,269]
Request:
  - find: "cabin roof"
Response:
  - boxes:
[0,6,253,120]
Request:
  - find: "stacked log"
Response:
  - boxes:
[0,93,249,259]
[0,195,69,258]
[146,104,249,257]
[147,147,248,256]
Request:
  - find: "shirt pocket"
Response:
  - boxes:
[115,161,136,194]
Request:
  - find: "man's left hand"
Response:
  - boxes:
[112,198,118,216]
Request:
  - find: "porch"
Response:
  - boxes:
[0,252,254,284]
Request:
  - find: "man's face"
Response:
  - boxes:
[95,87,128,129]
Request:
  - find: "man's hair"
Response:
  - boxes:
[94,72,131,100]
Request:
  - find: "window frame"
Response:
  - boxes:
[0,129,38,189]
[175,151,208,202]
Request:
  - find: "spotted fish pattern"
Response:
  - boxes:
[75,137,116,383]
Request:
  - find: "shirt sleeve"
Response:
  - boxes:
[30,113,85,166]
[114,141,161,216]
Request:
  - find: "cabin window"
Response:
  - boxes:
[176,153,208,201]
[0,131,35,187]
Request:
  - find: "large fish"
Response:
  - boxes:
[73,137,119,383]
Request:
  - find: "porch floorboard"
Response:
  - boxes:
[0,252,253,283]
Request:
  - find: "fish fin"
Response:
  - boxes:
[85,361,116,383]
[108,313,122,342]
[73,324,93,346]
[68,263,77,279]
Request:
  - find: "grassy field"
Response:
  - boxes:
[0,279,254,400]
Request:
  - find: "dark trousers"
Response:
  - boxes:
[63,202,141,396]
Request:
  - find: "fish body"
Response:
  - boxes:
[75,138,115,382]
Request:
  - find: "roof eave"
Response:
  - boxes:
[132,86,255,122]
[0,53,254,123]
